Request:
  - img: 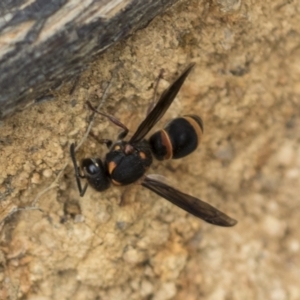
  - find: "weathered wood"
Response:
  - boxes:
[0,0,177,119]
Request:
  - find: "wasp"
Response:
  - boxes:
[70,63,237,227]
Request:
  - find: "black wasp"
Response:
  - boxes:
[70,63,237,227]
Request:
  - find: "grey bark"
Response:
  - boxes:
[0,0,177,119]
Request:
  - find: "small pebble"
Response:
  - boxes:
[31,172,41,184]
[43,169,53,178]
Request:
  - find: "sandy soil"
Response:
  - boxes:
[0,0,300,299]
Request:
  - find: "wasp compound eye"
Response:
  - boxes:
[82,159,101,175]
[81,158,111,191]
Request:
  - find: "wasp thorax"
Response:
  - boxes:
[106,140,152,185]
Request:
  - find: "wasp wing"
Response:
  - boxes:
[129,63,195,143]
[142,176,237,227]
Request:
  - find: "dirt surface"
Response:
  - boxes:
[1,0,300,299]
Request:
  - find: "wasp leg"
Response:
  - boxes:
[86,101,129,140]
[146,68,165,116]
[70,143,88,197]
[119,184,139,206]
[89,132,112,149]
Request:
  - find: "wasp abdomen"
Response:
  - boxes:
[149,115,203,160]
